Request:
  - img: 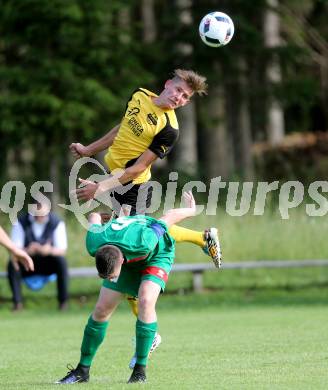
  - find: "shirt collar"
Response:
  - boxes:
[28,214,50,225]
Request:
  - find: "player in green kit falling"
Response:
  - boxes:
[56,191,199,384]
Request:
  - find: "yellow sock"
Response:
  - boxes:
[126,295,138,317]
[169,225,205,247]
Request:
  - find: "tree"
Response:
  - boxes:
[264,0,285,144]
[281,0,328,130]
[0,0,149,201]
[171,0,198,175]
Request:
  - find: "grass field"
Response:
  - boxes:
[2,206,328,270]
[1,207,328,389]
[1,293,328,389]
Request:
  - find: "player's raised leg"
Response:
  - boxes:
[168,224,222,267]
[56,287,123,384]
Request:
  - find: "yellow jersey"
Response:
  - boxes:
[104,88,179,184]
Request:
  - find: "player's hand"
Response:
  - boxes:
[69,143,90,159]
[75,178,99,201]
[11,248,34,272]
[89,212,103,224]
[182,191,196,216]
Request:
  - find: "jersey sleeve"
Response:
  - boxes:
[85,224,106,257]
[148,125,179,159]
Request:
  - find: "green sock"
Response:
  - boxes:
[136,319,157,366]
[80,315,109,366]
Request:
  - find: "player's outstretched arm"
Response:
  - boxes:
[70,124,121,158]
[75,149,158,201]
[160,191,197,227]
[0,226,34,271]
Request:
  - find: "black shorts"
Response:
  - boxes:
[110,182,153,215]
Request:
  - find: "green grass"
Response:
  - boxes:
[63,208,328,265]
[0,264,328,310]
[1,207,328,270]
[1,209,328,303]
[1,205,328,388]
[1,295,328,389]
[177,209,328,262]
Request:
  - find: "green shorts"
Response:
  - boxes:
[103,234,175,297]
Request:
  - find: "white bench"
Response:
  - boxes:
[173,259,328,292]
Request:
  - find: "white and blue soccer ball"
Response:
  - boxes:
[199,11,234,48]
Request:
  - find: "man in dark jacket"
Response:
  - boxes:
[7,202,69,311]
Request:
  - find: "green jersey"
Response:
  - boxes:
[86,215,170,262]
[87,215,175,296]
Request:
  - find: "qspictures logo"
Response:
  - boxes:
[2,159,328,231]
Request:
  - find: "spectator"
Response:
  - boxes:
[7,202,69,311]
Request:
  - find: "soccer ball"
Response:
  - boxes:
[199,12,234,48]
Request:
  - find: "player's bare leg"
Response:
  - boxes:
[127,295,162,369]
[128,280,161,384]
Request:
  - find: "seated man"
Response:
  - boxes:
[56,192,206,384]
[7,202,69,311]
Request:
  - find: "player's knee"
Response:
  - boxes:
[93,301,113,321]
[138,294,156,313]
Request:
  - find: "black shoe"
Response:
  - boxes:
[55,364,90,384]
[128,364,147,383]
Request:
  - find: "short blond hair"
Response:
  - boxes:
[173,69,208,96]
